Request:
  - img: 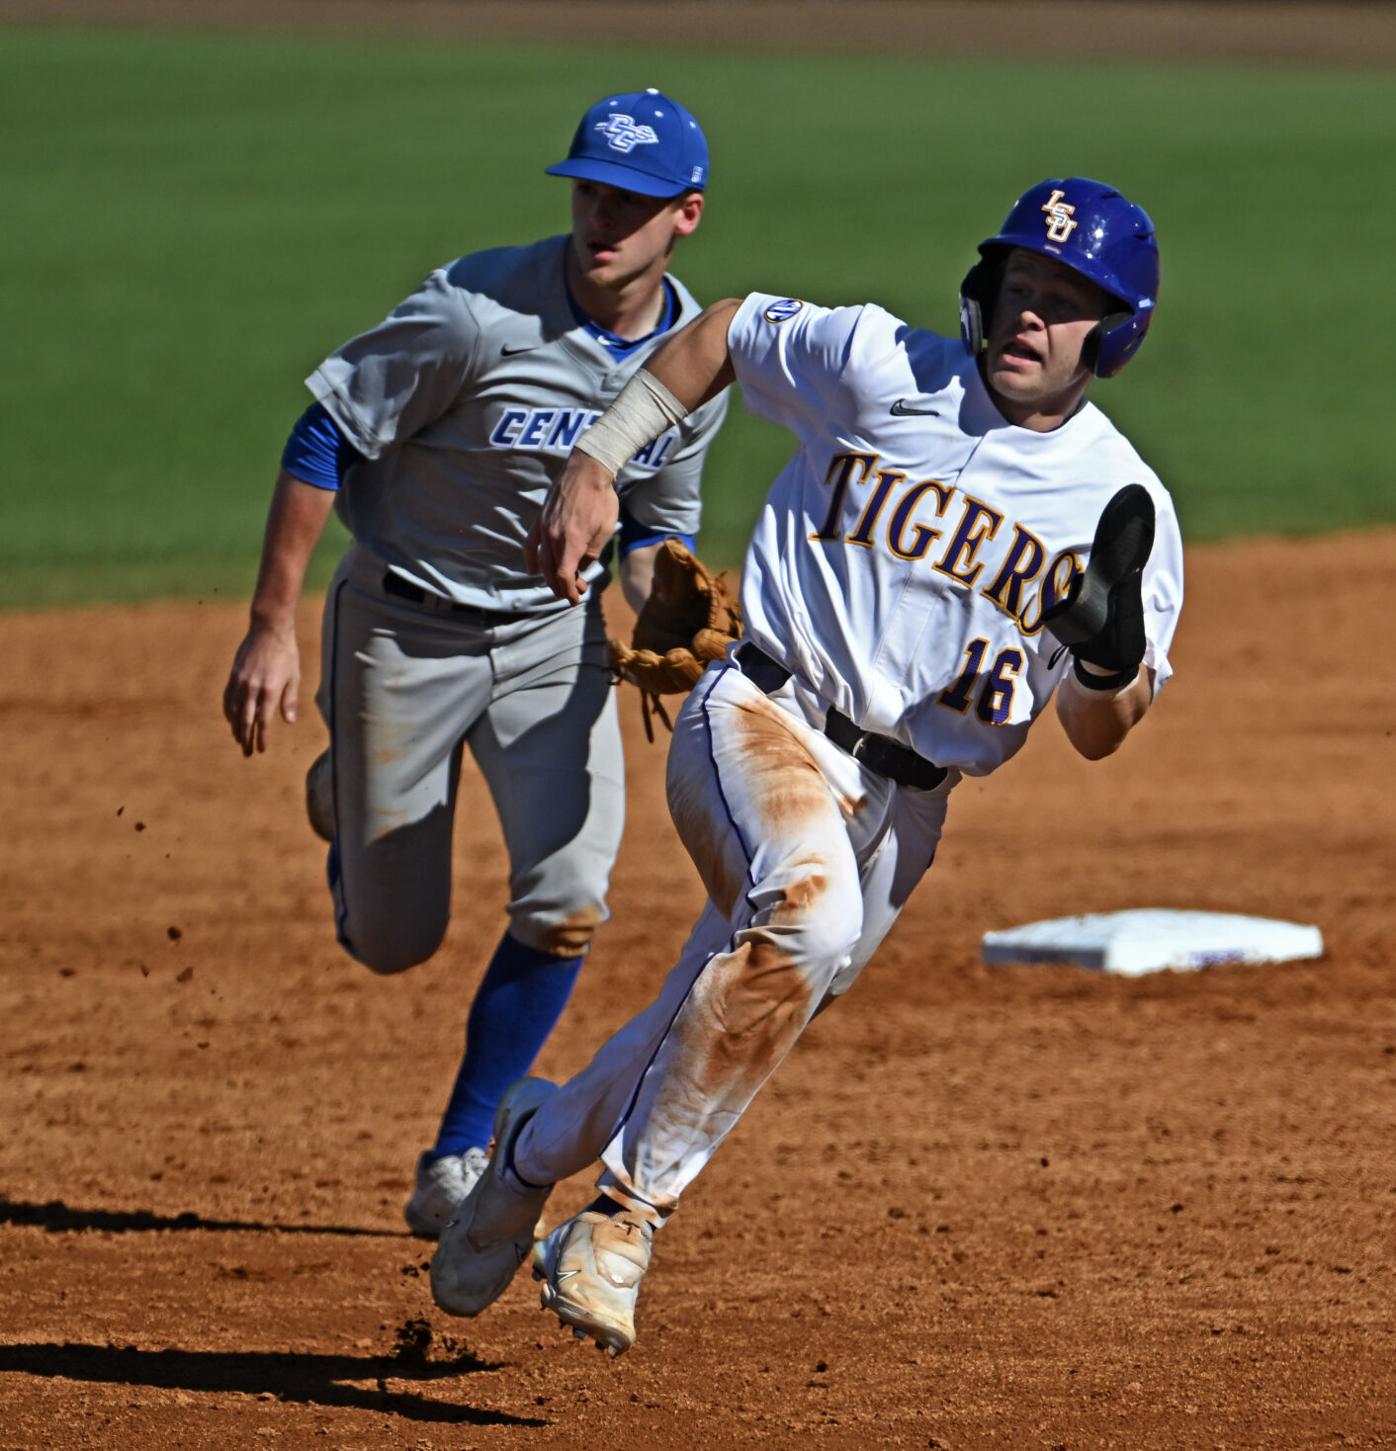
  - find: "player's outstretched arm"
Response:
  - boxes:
[644,298,740,409]
[222,471,335,757]
[1055,664,1153,760]
[526,299,740,605]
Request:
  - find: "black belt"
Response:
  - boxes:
[382,571,511,622]
[733,643,948,792]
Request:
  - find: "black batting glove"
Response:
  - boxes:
[1042,484,1155,691]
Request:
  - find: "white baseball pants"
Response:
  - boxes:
[514,656,956,1222]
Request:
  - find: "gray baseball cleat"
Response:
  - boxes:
[429,1077,556,1317]
[532,1207,654,1356]
[404,1147,489,1240]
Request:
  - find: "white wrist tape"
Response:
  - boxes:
[575,369,689,478]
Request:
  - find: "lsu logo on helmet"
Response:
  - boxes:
[595,113,660,153]
[960,176,1161,378]
[1041,189,1078,244]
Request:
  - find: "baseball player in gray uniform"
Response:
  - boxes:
[428,177,1184,1355]
[221,90,728,1237]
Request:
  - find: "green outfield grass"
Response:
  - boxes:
[1,25,1391,608]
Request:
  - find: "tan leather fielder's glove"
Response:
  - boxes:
[610,538,743,739]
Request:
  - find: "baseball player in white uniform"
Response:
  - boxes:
[429,176,1185,1355]
[221,91,728,1237]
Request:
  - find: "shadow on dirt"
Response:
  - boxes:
[0,1195,402,1237]
[0,1328,548,1427]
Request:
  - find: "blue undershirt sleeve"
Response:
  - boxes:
[618,503,695,558]
[281,401,366,491]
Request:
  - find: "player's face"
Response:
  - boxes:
[568,180,704,292]
[983,249,1113,430]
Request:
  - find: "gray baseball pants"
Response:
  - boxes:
[316,545,625,971]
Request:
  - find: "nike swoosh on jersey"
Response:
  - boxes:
[501,344,537,356]
[890,399,940,416]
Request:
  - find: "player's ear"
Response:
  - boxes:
[671,191,704,237]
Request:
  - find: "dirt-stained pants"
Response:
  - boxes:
[514,656,956,1223]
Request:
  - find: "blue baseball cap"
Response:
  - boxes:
[546,89,708,198]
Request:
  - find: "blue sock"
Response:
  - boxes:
[429,930,585,1159]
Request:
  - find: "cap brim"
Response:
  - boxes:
[545,157,699,198]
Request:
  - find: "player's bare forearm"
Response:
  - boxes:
[1055,665,1154,760]
[248,471,336,631]
[223,472,335,756]
[642,298,740,409]
[527,301,738,606]
[618,541,662,615]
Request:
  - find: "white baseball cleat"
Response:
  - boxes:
[429,1077,556,1317]
[403,1147,489,1240]
[532,1207,653,1357]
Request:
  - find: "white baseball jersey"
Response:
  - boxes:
[728,293,1184,776]
[501,291,1188,1237]
[308,236,729,614]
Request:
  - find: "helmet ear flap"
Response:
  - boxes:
[959,290,985,358]
[959,256,1002,357]
[1085,309,1135,378]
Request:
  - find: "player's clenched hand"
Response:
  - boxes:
[525,450,619,606]
[222,625,301,757]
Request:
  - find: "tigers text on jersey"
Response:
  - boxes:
[728,293,1184,777]
[308,236,728,614]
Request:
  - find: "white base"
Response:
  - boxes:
[980,909,1324,977]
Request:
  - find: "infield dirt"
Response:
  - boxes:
[1,528,1393,1449]
[4,3,1395,1445]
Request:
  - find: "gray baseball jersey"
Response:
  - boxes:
[307,234,729,971]
[308,235,728,612]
